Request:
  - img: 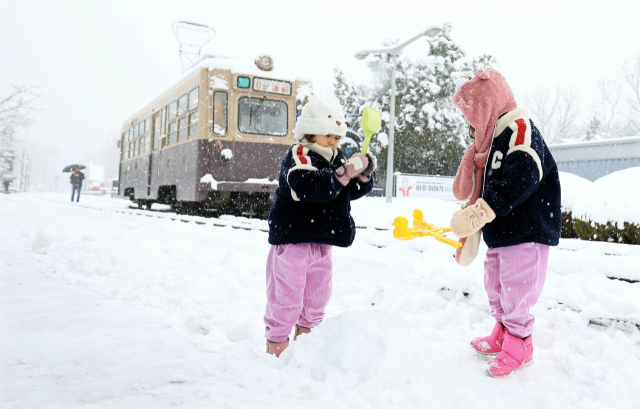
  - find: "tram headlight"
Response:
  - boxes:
[255,55,273,71]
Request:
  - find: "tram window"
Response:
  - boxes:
[238,97,287,136]
[168,100,178,121]
[188,87,199,111]
[145,135,151,153]
[153,115,161,151]
[168,122,177,144]
[177,94,188,117]
[132,126,138,141]
[189,110,199,137]
[126,143,130,159]
[178,117,187,141]
[213,91,228,135]
[145,117,151,134]
[161,106,167,135]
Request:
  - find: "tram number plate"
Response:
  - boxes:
[253,78,292,95]
[237,76,250,88]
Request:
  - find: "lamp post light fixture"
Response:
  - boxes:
[354,26,443,203]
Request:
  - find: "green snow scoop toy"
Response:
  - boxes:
[360,107,382,155]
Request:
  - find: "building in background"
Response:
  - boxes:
[548,137,640,181]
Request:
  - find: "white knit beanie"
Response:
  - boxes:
[293,95,347,141]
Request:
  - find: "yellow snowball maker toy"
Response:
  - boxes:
[392,209,463,248]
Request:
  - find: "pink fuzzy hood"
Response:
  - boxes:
[451,68,517,204]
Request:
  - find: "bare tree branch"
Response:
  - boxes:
[554,87,579,140]
[622,53,640,133]
[525,86,578,143]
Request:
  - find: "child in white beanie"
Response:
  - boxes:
[264,95,377,357]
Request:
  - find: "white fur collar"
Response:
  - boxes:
[299,139,337,162]
[494,107,530,138]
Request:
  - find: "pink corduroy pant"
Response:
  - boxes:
[484,242,550,338]
[264,243,333,343]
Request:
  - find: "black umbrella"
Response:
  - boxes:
[62,164,86,172]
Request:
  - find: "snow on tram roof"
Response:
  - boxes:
[180,53,310,82]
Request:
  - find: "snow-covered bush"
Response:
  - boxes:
[571,167,640,244]
[558,172,593,238]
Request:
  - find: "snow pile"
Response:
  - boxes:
[244,178,278,184]
[31,229,52,253]
[209,75,228,90]
[572,167,640,225]
[558,171,592,212]
[221,148,233,161]
[200,173,218,190]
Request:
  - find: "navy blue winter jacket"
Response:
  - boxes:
[481,108,562,248]
[268,144,373,247]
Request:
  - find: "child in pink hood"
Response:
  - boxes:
[449,68,561,377]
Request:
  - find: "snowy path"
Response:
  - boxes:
[1,245,207,408]
[1,193,639,408]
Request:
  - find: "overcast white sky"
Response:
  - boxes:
[2,0,639,189]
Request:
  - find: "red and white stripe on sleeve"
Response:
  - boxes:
[287,144,318,201]
[506,118,543,180]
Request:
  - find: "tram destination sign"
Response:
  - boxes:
[253,78,292,95]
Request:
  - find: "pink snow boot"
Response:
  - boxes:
[294,324,311,341]
[266,338,289,357]
[487,330,533,377]
[471,321,505,355]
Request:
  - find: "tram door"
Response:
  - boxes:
[148,114,161,196]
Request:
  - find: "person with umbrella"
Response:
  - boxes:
[69,166,85,202]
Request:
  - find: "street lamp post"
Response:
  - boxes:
[355,26,443,203]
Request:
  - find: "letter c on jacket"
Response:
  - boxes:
[491,151,503,170]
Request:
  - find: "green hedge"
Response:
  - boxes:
[571,216,640,245]
[561,211,579,239]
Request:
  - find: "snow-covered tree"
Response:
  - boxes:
[333,67,369,151]
[334,24,496,177]
[0,85,38,175]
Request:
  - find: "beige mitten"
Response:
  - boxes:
[450,198,496,238]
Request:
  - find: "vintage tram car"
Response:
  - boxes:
[117,55,311,216]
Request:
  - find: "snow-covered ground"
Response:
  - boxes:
[1,192,639,408]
